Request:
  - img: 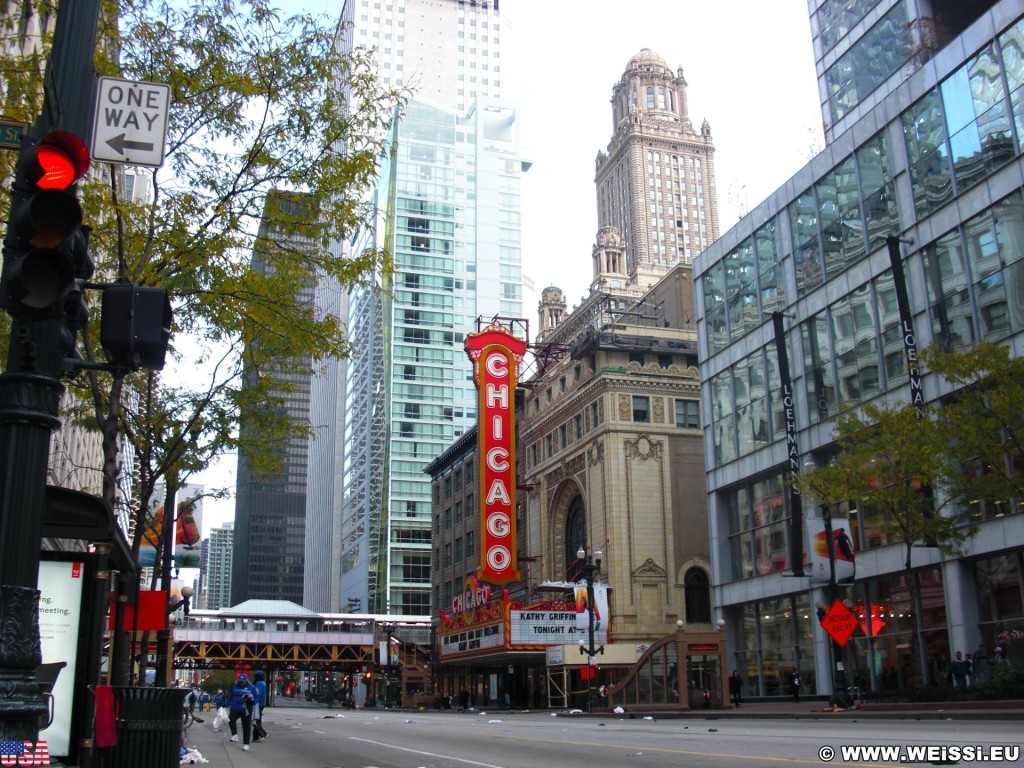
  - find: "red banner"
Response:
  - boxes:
[465,322,527,586]
[109,589,168,631]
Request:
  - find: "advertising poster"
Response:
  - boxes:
[807,515,856,585]
[38,560,85,757]
[510,584,610,645]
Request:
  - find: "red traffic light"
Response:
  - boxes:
[28,131,90,190]
[1,131,91,313]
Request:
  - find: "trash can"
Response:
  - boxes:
[95,687,189,768]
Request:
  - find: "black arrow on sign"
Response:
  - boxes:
[105,133,155,155]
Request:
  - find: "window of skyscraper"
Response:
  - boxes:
[632,396,650,423]
[826,3,912,124]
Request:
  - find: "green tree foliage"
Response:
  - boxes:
[796,399,977,688]
[922,343,1024,517]
[796,343,1024,686]
[75,0,401,541]
[798,401,975,572]
[3,0,403,682]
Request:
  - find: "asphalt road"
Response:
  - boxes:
[184,706,1024,768]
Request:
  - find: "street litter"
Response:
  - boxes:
[180,747,208,764]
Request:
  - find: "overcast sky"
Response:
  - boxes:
[503,0,823,312]
[195,0,824,536]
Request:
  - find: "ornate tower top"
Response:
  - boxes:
[610,48,690,130]
[591,227,629,292]
[538,286,567,338]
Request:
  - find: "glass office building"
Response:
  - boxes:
[695,0,1024,697]
[338,96,526,616]
[305,0,525,614]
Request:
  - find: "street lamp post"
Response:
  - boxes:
[576,547,604,712]
[380,622,398,708]
[157,584,193,688]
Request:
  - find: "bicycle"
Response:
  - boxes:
[182,707,203,729]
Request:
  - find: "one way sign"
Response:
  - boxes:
[91,76,171,167]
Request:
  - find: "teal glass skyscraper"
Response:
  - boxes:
[305,0,527,615]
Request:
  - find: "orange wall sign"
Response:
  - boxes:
[820,598,858,647]
[465,322,527,586]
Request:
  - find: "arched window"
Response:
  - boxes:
[564,496,586,582]
[684,567,712,623]
[657,87,665,109]
[646,86,655,109]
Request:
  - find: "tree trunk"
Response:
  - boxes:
[905,544,929,688]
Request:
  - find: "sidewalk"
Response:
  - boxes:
[177,698,1024,765]
[571,698,1024,721]
[182,714,262,767]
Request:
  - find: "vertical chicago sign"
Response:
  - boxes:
[465,322,528,586]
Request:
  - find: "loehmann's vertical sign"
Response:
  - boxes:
[465,321,527,585]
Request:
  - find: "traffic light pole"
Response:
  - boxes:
[0,318,66,744]
[0,0,102,752]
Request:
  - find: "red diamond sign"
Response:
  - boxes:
[820,599,858,647]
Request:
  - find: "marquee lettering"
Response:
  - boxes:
[465,322,527,586]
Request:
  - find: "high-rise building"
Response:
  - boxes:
[595,49,720,287]
[202,522,234,611]
[303,276,348,613]
[317,0,526,615]
[423,45,720,707]
[232,193,315,605]
[696,0,1023,698]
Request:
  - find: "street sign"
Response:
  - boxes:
[820,599,858,647]
[0,118,28,150]
[91,76,170,167]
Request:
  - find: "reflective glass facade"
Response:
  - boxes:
[320,0,523,616]
[826,3,913,125]
[698,3,1024,697]
[340,97,526,614]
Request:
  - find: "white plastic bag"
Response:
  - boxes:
[212,706,228,731]
[180,746,209,764]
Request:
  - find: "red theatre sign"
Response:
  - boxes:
[465,321,528,585]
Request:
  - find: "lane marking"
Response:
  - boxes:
[484,731,889,767]
[349,736,509,768]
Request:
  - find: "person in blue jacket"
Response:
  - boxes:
[226,673,256,750]
[252,670,268,741]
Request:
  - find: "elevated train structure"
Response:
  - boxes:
[171,601,432,705]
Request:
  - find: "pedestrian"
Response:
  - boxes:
[791,670,802,703]
[972,644,989,685]
[729,670,742,708]
[188,689,197,713]
[951,651,969,690]
[252,670,268,742]
[226,673,256,751]
[211,690,227,732]
[459,688,469,712]
[994,646,1008,664]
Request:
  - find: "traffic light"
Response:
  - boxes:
[100,281,172,371]
[1,131,91,315]
[363,671,372,684]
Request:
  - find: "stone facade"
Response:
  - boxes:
[595,49,720,287]
[520,264,711,647]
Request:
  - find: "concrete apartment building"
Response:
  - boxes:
[201,522,234,611]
